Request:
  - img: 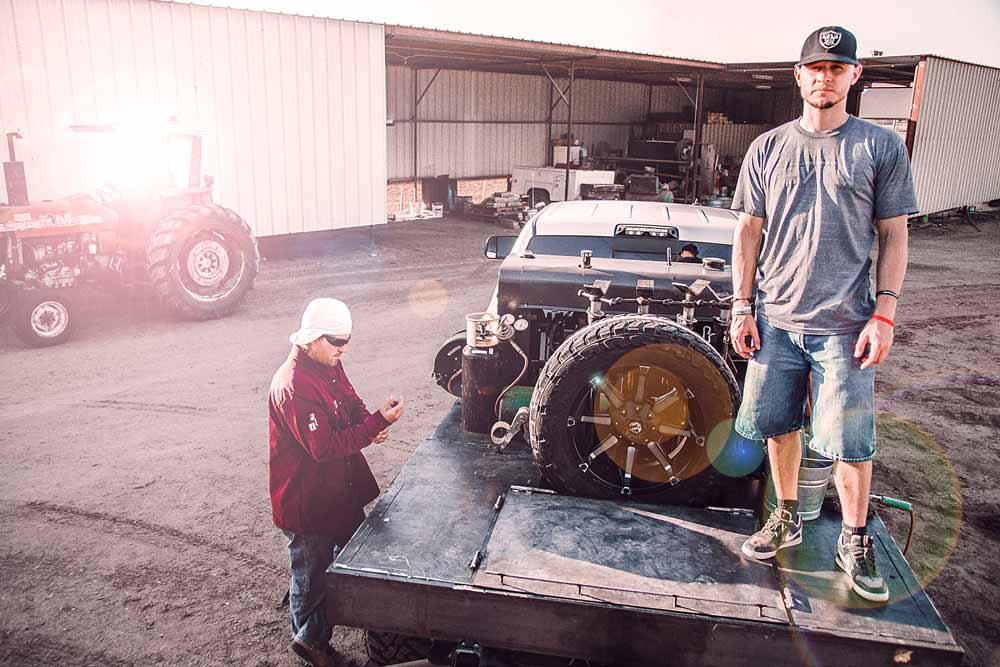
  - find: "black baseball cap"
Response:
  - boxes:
[797,26,859,66]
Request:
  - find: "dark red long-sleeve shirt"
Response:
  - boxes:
[268,347,388,536]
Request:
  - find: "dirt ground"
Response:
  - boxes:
[1,214,998,667]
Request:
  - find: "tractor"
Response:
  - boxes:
[0,125,259,347]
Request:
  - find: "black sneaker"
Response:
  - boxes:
[836,533,889,603]
[741,508,803,560]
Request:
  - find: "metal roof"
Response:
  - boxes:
[727,55,924,85]
[385,25,729,85]
[382,26,951,88]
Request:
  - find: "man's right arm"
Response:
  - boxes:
[730,213,765,358]
[279,391,390,463]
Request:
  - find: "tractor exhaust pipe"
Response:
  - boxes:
[4,131,28,206]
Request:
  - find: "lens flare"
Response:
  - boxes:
[706,419,765,478]
[407,279,448,319]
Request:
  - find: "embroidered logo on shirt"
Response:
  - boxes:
[308,413,319,432]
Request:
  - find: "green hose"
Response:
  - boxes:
[871,494,912,512]
[870,494,915,556]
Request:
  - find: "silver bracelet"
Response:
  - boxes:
[732,305,753,316]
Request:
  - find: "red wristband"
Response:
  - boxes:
[871,314,895,327]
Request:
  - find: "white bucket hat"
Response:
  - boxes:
[289,298,352,346]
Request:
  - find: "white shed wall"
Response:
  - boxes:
[910,57,1000,215]
[0,0,386,236]
[859,87,914,118]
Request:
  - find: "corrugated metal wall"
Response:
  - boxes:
[703,124,772,160]
[910,57,1000,215]
[549,78,655,159]
[387,67,693,179]
[386,67,548,180]
[0,0,386,236]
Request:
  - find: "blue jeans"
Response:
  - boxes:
[283,530,340,648]
[735,318,876,463]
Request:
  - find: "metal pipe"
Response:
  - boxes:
[673,76,696,107]
[546,77,553,164]
[541,64,570,107]
[392,119,636,126]
[690,74,705,203]
[412,67,419,203]
[415,68,442,109]
[564,61,574,201]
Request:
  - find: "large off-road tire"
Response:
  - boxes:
[12,288,75,347]
[529,315,742,506]
[146,204,260,320]
[365,630,432,666]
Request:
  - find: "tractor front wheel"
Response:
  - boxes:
[147,205,260,320]
[12,288,76,347]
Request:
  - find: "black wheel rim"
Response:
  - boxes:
[565,347,715,496]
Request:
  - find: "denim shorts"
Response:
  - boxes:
[734,318,876,463]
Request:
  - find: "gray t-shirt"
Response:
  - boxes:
[731,116,918,335]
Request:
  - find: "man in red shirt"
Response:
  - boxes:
[269,298,404,666]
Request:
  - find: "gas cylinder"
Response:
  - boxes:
[461,312,504,433]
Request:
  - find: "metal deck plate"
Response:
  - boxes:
[769,515,956,645]
[335,405,540,583]
[475,493,786,623]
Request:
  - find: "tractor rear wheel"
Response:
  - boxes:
[12,288,75,347]
[147,205,259,320]
[529,315,743,506]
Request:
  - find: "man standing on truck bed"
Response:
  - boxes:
[729,26,916,603]
[269,298,405,666]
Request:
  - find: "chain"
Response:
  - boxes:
[603,297,733,309]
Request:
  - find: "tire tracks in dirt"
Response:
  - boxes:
[79,399,218,416]
[0,629,146,667]
[7,501,282,577]
[1,398,223,424]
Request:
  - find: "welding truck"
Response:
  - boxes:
[329,200,962,667]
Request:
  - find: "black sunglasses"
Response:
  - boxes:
[322,334,351,347]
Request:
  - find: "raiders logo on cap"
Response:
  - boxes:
[819,30,842,49]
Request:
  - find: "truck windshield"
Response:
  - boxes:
[525,235,733,264]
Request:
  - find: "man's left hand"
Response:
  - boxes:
[372,429,390,444]
[854,319,894,369]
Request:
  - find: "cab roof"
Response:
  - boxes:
[530,200,738,245]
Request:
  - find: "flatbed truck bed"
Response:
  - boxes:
[327,405,962,666]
